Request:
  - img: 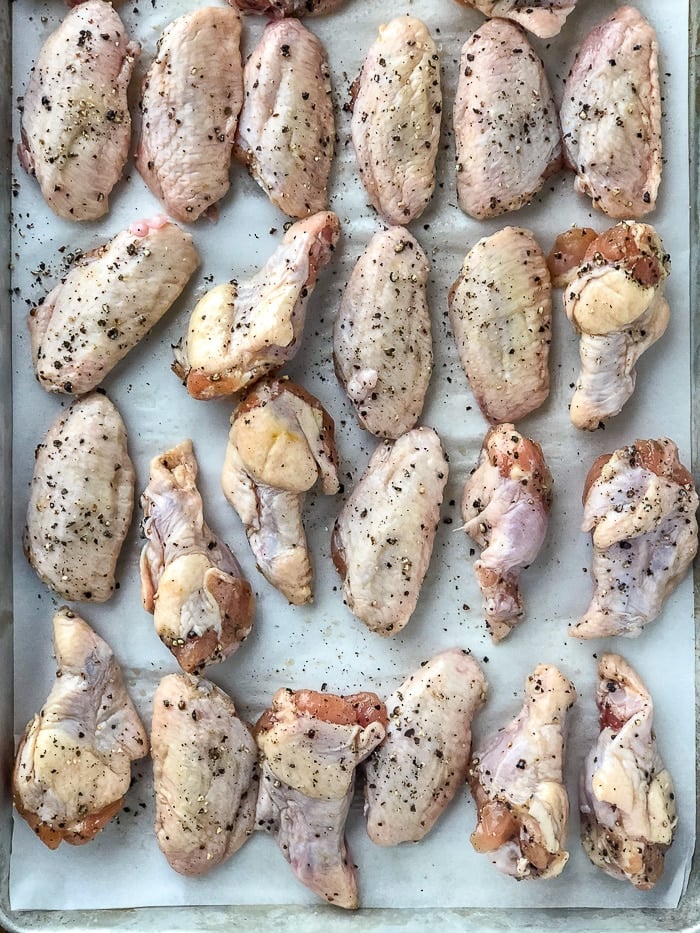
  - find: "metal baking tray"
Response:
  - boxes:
[0,0,698,929]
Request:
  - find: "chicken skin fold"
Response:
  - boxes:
[140,440,255,674]
[13,608,148,849]
[457,1,578,39]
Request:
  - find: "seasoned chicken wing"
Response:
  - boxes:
[174,211,340,399]
[13,608,147,849]
[19,0,139,221]
[136,6,243,223]
[560,6,661,218]
[332,426,448,636]
[222,378,340,605]
[255,687,387,909]
[580,653,677,889]
[151,673,258,876]
[140,440,254,674]
[462,424,553,642]
[24,393,135,603]
[235,19,334,218]
[454,19,561,219]
[28,217,199,396]
[351,17,441,225]
[564,222,670,430]
[570,438,698,639]
[364,648,486,846]
[232,0,345,14]
[448,227,551,424]
[457,1,578,38]
[333,227,432,439]
[468,664,575,880]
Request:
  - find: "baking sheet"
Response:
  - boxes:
[8,0,695,914]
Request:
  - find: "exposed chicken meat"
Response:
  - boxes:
[140,440,255,674]
[13,608,148,849]
[564,221,670,430]
[18,0,139,221]
[28,217,199,396]
[151,673,258,876]
[351,16,441,225]
[546,225,598,288]
[448,227,551,424]
[580,653,677,889]
[331,426,448,636]
[453,19,561,219]
[255,687,387,908]
[232,0,346,14]
[333,227,432,439]
[468,664,575,880]
[136,6,243,223]
[174,211,340,400]
[560,6,661,218]
[570,438,698,639]
[462,424,553,642]
[24,393,135,602]
[222,378,340,605]
[457,1,578,38]
[235,20,334,218]
[364,648,486,846]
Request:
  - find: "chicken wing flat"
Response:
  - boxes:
[174,211,340,399]
[364,648,486,846]
[333,226,432,439]
[18,0,139,221]
[469,664,575,880]
[140,440,254,674]
[454,19,561,219]
[351,16,441,225]
[570,438,698,639]
[255,687,387,908]
[222,378,340,605]
[13,608,148,849]
[564,221,670,430]
[136,6,243,223]
[235,19,334,218]
[24,393,135,602]
[332,426,448,636]
[448,227,551,424]
[151,673,258,876]
[560,5,661,218]
[462,424,553,642]
[29,217,199,396]
[457,1,578,38]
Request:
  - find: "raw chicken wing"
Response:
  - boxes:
[457,1,578,38]
[462,424,553,642]
[469,664,575,880]
[13,608,147,849]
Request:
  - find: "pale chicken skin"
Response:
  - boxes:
[580,654,677,889]
[331,426,449,636]
[151,674,258,876]
[232,0,346,14]
[235,19,334,218]
[24,393,135,603]
[560,6,662,218]
[448,227,552,424]
[351,17,441,225]
[140,440,255,674]
[29,217,199,396]
[457,1,578,38]
[364,649,486,846]
[564,222,670,430]
[222,379,340,605]
[13,608,148,849]
[469,664,576,880]
[570,438,698,639]
[174,211,340,399]
[454,20,561,219]
[462,424,553,642]
[255,688,387,909]
[333,227,432,439]
[19,0,139,221]
[136,6,243,223]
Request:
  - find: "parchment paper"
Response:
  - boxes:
[9,0,694,912]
